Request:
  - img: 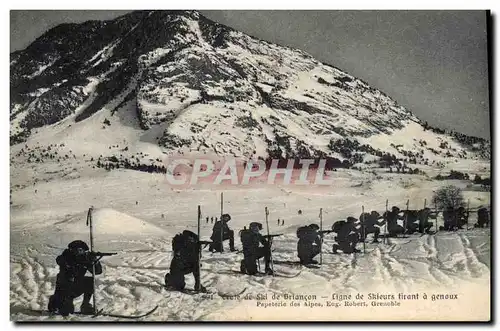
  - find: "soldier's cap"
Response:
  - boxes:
[221,214,231,221]
[249,222,263,230]
[347,217,357,222]
[308,223,320,230]
[182,230,199,240]
[392,206,400,211]
[370,211,380,217]
[68,240,89,251]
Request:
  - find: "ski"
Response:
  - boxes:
[25,308,104,317]
[273,260,321,269]
[97,305,158,319]
[267,270,302,278]
[302,264,321,269]
[327,251,362,255]
[228,269,302,278]
[163,283,247,298]
[214,249,242,254]
[163,286,215,295]
[24,307,158,319]
[218,287,248,297]
[232,248,277,254]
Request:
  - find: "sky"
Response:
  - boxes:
[10,10,491,139]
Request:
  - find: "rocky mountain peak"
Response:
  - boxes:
[10,10,489,170]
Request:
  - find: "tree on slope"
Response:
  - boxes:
[433,185,464,210]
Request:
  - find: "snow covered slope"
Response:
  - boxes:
[10,228,491,321]
[10,169,491,321]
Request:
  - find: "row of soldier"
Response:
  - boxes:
[168,204,490,290]
[166,215,278,293]
[330,205,490,252]
[46,206,490,315]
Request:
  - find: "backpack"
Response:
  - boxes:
[240,229,258,253]
[172,234,186,253]
[332,221,346,233]
[172,231,197,253]
[296,226,310,239]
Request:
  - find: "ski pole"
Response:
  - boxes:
[384,199,388,244]
[422,198,427,233]
[220,192,223,253]
[197,205,202,290]
[404,199,409,238]
[198,205,201,251]
[86,206,97,315]
[319,208,323,265]
[361,206,366,253]
[466,199,470,230]
[265,207,274,275]
[434,198,438,233]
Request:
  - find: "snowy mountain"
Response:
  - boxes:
[10,10,489,174]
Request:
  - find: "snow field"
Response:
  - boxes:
[10,169,490,321]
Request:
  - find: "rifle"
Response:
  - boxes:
[198,240,213,249]
[262,234,283,239]
[79,251,117,264]
[88,251,116,258]
[318,230,335,235]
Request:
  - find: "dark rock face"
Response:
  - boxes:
[11,11,204,141]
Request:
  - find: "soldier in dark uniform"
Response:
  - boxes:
[417,207,436,233]
[456,207,468,229]
[384,206,405,237]
[475,207,489,228]
[332,217,361,254]
[359,211,386,243]
[401,210,420,234]
[209,214,235,252]
[239,222,273,275]
[48,240,102,316]
[442,206,456,231]
[165,230,206,292]
[296,224,322,264]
